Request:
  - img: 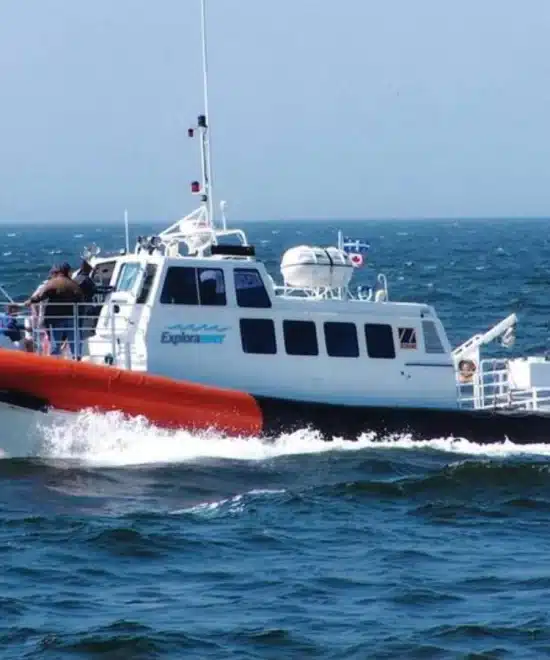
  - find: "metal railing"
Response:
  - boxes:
[0,297,145,370]
[273,273,389,302]
[457,358,550,412]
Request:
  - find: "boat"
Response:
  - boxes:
[1,0,550,456]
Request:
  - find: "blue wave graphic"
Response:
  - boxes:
[166,323,230,333]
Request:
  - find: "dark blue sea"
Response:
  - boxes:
[2,217,550,659]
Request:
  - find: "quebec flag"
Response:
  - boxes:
[342,237,370,267]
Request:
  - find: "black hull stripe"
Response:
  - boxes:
[0,390,49,412]
[255,397,550,445]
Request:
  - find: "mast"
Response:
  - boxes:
[200,0,214,227]
[188,0,215,228]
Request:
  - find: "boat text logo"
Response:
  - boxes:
[161,324,229,345]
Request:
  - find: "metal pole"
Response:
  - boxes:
[0,284,14,303]
[200,0,215,227]
[124,209,130,253]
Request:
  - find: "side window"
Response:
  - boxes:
[324,322,359,357]
[198,268,226,306]
[283,320,318,356]
[136,264,158,304]
[160,267,227,306]
[116,263,141,292]
[240,319,277,354]
[422,320,445,354]
[364,323,395,359]
[160,267,198,305]
[234,269,272,308]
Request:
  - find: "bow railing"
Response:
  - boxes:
[0,297,145,370]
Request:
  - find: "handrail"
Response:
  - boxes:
[456,357,550,413]
[0,300,148,368]
[272,272,387,302]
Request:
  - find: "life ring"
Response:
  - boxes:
[458,359,476,383]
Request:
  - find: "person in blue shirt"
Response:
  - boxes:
[0,304,22,344]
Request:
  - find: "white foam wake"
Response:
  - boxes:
[30,409,550,466]
[171,488,287,517]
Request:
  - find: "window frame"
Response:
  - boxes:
[160,266,226,306]
[116,262,141,293]
[197,267,227,306]
[283,320,319,356]
[324,321,360,358]
[422,320,445,354]
[136,263,158,304]
[239,318,277,355]
[364,323,396,359]
[234,268,272,309]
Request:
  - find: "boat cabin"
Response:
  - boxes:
[82,226,459,411]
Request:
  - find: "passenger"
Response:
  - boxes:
[72,259,97,358]
[25,270,55,353]
[0,304,23,349]
[73,259,96,302]
[28,272,50,331]
[20,262,83,357]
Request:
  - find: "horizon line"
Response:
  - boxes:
[0,214,549,226]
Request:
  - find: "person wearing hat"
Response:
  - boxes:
[20,262,83,357]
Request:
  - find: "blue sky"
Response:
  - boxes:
[1,0,549,223]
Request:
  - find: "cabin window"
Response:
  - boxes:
[283,320,318,356]
[398,327,417,350]
[197,268,227,306]
[161,267,198,304]
[136,264,158,304]
[234,269,271,308]
[422,320,445,354]
[364,323,396,359]
[324,322,359,357]
[116,262,141,293]
[240,318,277,354]
[160,267,226,306]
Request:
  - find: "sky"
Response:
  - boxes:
[1,0,550,224]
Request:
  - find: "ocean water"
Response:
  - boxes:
[1,218,550,658]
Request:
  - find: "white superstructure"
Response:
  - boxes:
[76,226,457,410]
[5,0,550,419]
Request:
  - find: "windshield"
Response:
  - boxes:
[116,263,141,293]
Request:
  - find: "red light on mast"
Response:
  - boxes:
[188,128,194,138]
[191,181,201,194]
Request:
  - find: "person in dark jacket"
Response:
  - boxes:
[73,260,96,302]
[72,259,97,357]
[21,262,83,356]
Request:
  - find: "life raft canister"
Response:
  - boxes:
[458,358,477,383]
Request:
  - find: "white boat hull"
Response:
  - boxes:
[0,401,71,458]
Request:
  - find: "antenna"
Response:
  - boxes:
[187,0,217,229]
[220,200,227,230]
[124,208,130,253]
[200,0,214,227]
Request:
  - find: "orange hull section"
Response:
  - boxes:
[0,349,263,435]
